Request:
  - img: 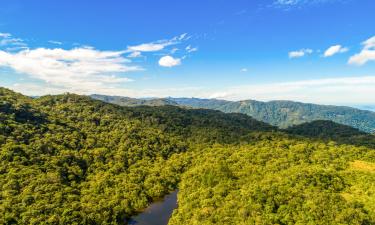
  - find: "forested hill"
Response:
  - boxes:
[284,120,375,148]
[92,95,375,133]
[2,87,375,224]
[172,98,375,133]
[0,87,273,224]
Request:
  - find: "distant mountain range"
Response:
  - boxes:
[91,94,375,133]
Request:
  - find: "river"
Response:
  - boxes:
[128,191,178,225]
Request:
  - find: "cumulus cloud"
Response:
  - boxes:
[348,36,375,66]
[0,32,199,94]
[158,55,181,67]
[289,49,313,58]
[0,47,140,93]
[323,45,348,57]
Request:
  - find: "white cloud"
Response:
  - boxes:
[0,47,140,93]
[128,51,142,58]
[240,68,248,72]
[0,32,200,95]
[0,32,200,96]
[288,49,313,58]
[363,36,375,49]
[127,33,190,55]
[48,40,63,45]
[0,32,26,48]
[186,45,198,53]
[127,33,190,53]
[0,33,11,38]
[274,0,337,7]
[178,33,188,40]
[170,48,179,54]
[323,45,348,57]
[275,0,301,5]
[348,36,375,66]
[128,43,172,52]
[158,55,181,67]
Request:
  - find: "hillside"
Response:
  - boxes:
[285,120,375,148]
[91,95,375,133]
[169,133,375,225]
[0,88,273,224]
[172,98,375,134]
[1,87,375,224]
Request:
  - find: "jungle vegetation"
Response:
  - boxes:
[1,87,375,224]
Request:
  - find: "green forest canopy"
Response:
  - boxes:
[1,87,374,224]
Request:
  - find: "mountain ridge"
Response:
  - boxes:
[91,95,375,133]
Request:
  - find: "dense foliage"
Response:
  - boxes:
[170,133,375,225]
[92,95,375,133]
[0,88,272,224]
[285,120,375,148]
[1,87,375,224]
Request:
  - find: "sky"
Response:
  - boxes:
[0,0,375,107]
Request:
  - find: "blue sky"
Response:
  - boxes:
[0,0,375,106]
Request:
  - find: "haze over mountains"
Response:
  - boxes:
[91,94,375,134]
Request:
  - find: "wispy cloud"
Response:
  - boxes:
[323,45,348,57]
[273,0,338,8]
[275,0,303,6]
[289,48,313,58]
[128,51,142,58]
[348,36,375,66]
[170,48,179,54]
[0,32,11,38]
[127,42,174,52]
[0,32,27,50]
[126,33,190,53]
[186,45,198,53]
[48,40,63,45]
